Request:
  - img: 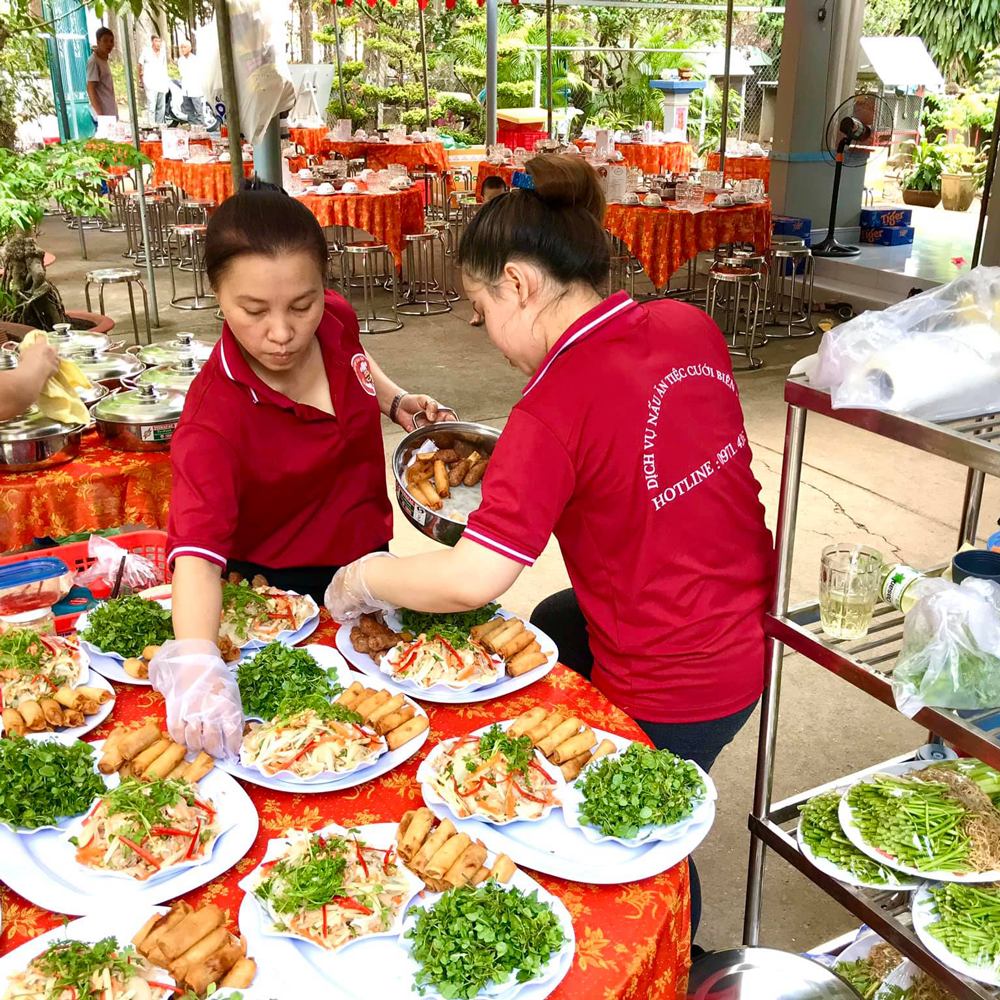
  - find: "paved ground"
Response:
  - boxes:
[35,213,994,954]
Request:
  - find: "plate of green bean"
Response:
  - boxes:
[912,881,1000,986]
[839,760,1000,884]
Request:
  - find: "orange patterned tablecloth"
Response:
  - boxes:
[140,138,213,161]
[289,130,451,176]
[476,161,517,199]
[289,126,333,155]
[152,159,254,203]
[706,153,771,191]
[575,141,693,175]
[297,187,426,268]
[0,432,171,551]
[605,200,772,289]
[0,612,691,1000]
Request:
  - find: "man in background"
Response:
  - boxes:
[85,27,116,125]
[177,39,203,127]
[138,34,169,124]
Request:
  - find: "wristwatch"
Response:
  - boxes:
[388,391,409,424]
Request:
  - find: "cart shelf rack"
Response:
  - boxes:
[743,376,1000,1000]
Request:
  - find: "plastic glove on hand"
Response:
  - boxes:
[324,552,398,624]
[148,639,243,760]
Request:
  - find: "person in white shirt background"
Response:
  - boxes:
[138,35,170,124]
[177,39,203,126]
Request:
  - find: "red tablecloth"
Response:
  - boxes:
[575,141,693,175]
[706,153,771,191]
[0,432,172,552]
[152,159,254,204]
[604,200,772,289]
[476,161,517,199]
[0,612,691,999]
[297,187,426,268]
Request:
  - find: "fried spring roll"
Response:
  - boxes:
[120,721,161,760]
[52,687,82,711]
[220,957,257,988]
[142,645,162,662]
[129,738,171,777]
[444,842,488,888]
[470,618,507,642]
[132,913,166,951]
[2,708,26,737]
[434,459,450,499]
[171,925,229,974]
[354,689,391,722]
[386,714,429,750]
[19,700,45,731]
[375,704,415,735]
[75,685,113,705]
[144,742,187,780]
[526,711,565,745]
[167,760,190,780]
[425,833,471,878]
[182,751,215,784]
[122,658,149,679]
[416,479,443,511]
[337,681,366,709]
[560,751,594,782]
[406,462,435,485]
[62,709,85,727]
[463,459,488,487]
[508,707,548,738]
[550,729,597,765]
[485,619,523,653]
[77,698,99,716]
[537,717,582,758]
[586,739,618,768]
[160,905,226,961]
[39,698,65,727]
[367,693,404,725]
[183,944,244,995]
[499,630,536,660]
[508,646,547,677]
[411,818,456,871]
[471,865,491,885]
[395,810,416,854]
[137,903,193,959]
[489,854,517,882]
[398,807,435,861]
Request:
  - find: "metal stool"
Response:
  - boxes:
[446,194,478,258]
[84,267,152,345]
[399,232,451,316]
[177,197,216,226]
[608,238,637,297]
[125,193,172,268]
[168,225,215,310]
[343,242,402,333]
[451,166,474,194]
[765,240,815,337]
[706,262,763,371]
[154,184,180,220]
[100,175,128,233]
[411,171,438,218]
[425,221,460,300]
[326,244,347,291]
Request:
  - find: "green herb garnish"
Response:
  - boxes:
[274,692,362,726]
[476,724,534,778]
[237,642,343,719]
[32,937,144,1000]
[0,737,106,830]
[222,580,271,641]
[406,882,565,999]
[576,742,705,840]
[79,595,174,658]
[101,776,198,846]
[0,629,45,674]
[254,833,351,914]
[399,605,499,645]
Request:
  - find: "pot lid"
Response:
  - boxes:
[77,382,108,405]
[0,405,85,442]
[0,352,17,371]
[71,347,145,381]
[93,383,186,424]
[135,357,203,390]
[138,332,214,365]
[49,324,111,354]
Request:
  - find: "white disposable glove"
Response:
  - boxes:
[148,639,243,760]
[324,552,398,624]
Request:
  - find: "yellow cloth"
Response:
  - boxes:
[22,330,92,426]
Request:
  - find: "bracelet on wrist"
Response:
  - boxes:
[388,391,409,424]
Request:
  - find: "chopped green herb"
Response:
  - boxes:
[222,580,270,641]
[476,724,534,778]
[255,834,351,914]
[237,642,344,719]
[274,692,362,726]
[0,629,45,675]
[32,936,143,1000]
[79,595,174,658]
[101,776,198,844]
[399,605,499,647]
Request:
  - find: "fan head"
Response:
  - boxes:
[824,94,894,167]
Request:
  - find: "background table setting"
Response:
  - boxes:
[705,151,771,191]
[152,158,255,203]
[288,128,451,176]
[573,140,693,175]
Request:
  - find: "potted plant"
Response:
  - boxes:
[901,137,946,207]
[940,142,980,212]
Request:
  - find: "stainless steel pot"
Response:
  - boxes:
[92,383,185,452]
[49,323,117,357]
[392,412,500,547]
[134,332,215,366]
[130,356,202,393]
[70,347,146,389]
[0,406,86,472]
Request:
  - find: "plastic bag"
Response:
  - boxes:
[198,0,295,146]
[810,266,1000,421]
[892,578,1000,716]
[74,536,163,592]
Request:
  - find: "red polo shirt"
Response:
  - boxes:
[465,292,774,724]
[166,290,392,571]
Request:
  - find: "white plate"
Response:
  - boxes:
[834,928,901,968]
[237,823,575,1000]
[218,669,429,794]
[0,740,258,915]
[422,725,713,883]
[912,882,1000,986]
[335,610,558,705]
[0,669,115,739]
[417,722,566,827]
[379,642,505,694]
[561,735,716,847]
[839,760,1000,883]
[235,591,320,651]
[1,636,92,709]
[238,823,424,953]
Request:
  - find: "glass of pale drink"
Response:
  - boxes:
[819,544,882,640]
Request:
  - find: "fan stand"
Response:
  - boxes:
[812,137,862,258]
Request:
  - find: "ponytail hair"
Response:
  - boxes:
[459,156,610,290]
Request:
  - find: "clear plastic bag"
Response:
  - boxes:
[811,266,1000,421]
[74,536,163,592]
[892,578,1000,716]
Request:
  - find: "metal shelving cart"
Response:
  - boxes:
[742,375,1000,1000]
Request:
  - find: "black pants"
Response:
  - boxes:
[531,588,758,939]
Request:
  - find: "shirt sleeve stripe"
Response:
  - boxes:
[463,528,537,567]
[167,545,228,569]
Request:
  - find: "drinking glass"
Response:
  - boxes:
[819,544,883,640]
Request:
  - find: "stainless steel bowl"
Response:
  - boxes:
[0,407,86,472]
[93,384,185,452]
[392,415,500,546]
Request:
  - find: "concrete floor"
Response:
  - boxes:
[35,213,998,956]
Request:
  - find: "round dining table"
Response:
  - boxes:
[574,141,694,175]
[288,128,450,175]
[0,610,692,1000]
[0,432,172,552]
[705,152,771,191]
[152,158,255,204]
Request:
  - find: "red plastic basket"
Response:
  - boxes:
[498,127,549,152]
[0,530,170,633]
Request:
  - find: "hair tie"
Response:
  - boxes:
[511,171,534,191]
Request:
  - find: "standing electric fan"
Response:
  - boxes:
[812,94,893,258]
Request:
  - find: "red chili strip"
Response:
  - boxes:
[353,837,369,878]
[118,835,161,870]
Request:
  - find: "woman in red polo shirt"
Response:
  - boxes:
[325,157,773,935]
[149,183,452,759]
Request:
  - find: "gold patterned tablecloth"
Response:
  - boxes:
[0,432,171,551]
[0,611,692,1000]
[705,153,771,191]
[574,142,694,175]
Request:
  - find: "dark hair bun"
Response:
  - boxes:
[526,156,605,219]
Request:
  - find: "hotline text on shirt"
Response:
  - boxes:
[642,364,744,511]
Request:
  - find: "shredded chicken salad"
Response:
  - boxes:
[384,632,500,689]
[0,630,83,709]
[72,777,220,881]
[249,828,416,950]
[219,582,315,645]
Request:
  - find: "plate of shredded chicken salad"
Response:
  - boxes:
[0,629,89,708]
[417,723,565,827]
[239,824,424,953]
[380,632,504,692]
[220,580,319,649]
[839,758,1000,883]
